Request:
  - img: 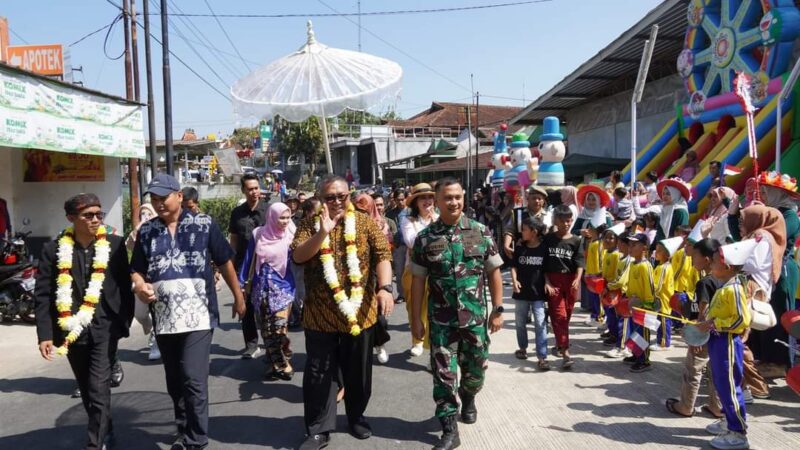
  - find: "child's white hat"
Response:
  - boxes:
[659,236,684,257]
[687,219,705,244]
[720,239,757,266]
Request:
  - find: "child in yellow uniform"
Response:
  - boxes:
[605,230,632,359]
[671,225,696,310]
[652,237,683,351]
[583,215,607,328]
[697,240,753,450]
[600,223,624,347]
[619,232,656,372]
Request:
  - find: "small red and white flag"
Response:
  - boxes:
[724,164,742,176]
[625,331,649,357]
[632,308,660,332]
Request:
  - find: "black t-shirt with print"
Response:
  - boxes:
[512,243,548,300]
[543,233,585,273]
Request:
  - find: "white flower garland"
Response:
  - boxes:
[315,203,364,335]
[54,225,110,355]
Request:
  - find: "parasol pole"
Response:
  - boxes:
[319,104,334,174]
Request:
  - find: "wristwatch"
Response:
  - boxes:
[378,284,394,295]
[492,305,505,314]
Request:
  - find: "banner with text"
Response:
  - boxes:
[0,65,145,159]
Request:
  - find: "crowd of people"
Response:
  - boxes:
[31,165,799,450]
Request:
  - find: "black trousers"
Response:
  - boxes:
[156,330,213,449]
[303,325,375,435]
[67,333,119,449]
[242,300,259,349]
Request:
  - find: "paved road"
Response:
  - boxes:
[1,273,798,449]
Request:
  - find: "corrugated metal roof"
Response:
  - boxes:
[509,0,688,125]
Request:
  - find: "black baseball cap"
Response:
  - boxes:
[626,233,649,243]
[145,173,181,197]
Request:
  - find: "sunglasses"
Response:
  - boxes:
[323,193,349,204]
[79,211,105,220]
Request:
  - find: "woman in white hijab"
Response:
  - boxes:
[655,179,690,242]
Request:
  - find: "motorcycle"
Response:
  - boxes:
[0,231,36,323]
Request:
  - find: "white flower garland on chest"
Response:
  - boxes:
[314,203,364,335]
[54,225,111,355]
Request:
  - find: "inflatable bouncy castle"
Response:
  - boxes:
[622,0,800,219]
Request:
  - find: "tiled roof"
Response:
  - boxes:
[408,151,494,174]
[391,102,522,129]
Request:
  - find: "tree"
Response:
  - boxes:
[272,116,324,179]
[230,121,265,149]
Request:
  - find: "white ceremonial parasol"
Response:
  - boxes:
[231,21,403,174]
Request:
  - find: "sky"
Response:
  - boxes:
[3,0,663,139]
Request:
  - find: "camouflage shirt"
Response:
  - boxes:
[410,215,504,328]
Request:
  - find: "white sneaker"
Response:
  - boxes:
[621,348,633,358]
[710,430,749,450]
[650,345,668,352]
[584,318,596,326]
[147,333,161,361]
[410,343,424,357]
[705,418,727,435]
[604,348,623,359]
[242,346,261,359]
[742,389,753,404]
[595,322,607,332]
[376,346,389,364]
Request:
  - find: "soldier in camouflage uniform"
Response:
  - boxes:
[410,177,504,450]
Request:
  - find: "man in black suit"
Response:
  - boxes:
[35,193,134,449]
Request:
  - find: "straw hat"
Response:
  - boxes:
[405,183,435,207]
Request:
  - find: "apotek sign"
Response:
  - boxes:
[7,44,64,76]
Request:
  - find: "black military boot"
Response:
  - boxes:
[432,415,460,450]
[459,388,477,424]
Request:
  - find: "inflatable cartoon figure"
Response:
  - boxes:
[505,132,532,190]
[537,116,566,185]
[489,124,511,189]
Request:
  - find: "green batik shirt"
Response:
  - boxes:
[410,215,504,328]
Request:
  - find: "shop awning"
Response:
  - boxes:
[0,63,145,159]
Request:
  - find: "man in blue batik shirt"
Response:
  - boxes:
[131,174,246,450]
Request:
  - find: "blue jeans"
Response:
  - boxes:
[515,300,548,359]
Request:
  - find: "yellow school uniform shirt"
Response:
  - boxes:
[607,254,631,291]
[671,248,695,295]
[619,259,656,310]
[654,262,675,314]
[585,240,605,275]
[707,277,751,335]
[601,250,620,282]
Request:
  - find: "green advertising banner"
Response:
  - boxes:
[0,65,145,158]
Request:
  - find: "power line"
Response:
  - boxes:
[159,0,233,88]
[203,0,252,72]
[141,1,554,18]
[316,0,472,93]
[8,27,30,45]
[162,0,243,80]
[135,18,231,102]
[69,22,114,47]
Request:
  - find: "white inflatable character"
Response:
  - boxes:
[537,116,566,185]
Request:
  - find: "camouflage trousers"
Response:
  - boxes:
[430,323,489,418]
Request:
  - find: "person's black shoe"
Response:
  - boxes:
[602,336,617,347]
[630,361,652,373]
[348,417,372,440]
[600,331,612,339]
[101,430,116,450]
[433,415,460,450]
[458,389,477,424]
[110,361,124,387]
[298,432,329,450]
[71,386,81,398]
[622,356,637,365]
